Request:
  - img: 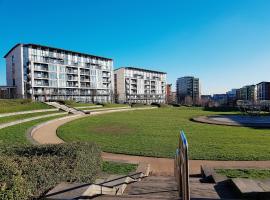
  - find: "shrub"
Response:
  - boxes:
[151,103,160,107]
[0,142,102,199]
[0,156,30,200]
[203,106,238,112]
[169,103,181,107]
[130,103,147,107]
[96,102,105,106]
[151,103,168,108]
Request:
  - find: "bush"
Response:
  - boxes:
[203,106,238,112]
[169,103,181,107]
[151,103,160,107]
[96,102,105,106]
[151,103,168,108]
[0,142,102,199]
[130,103,147,107]
[0,156,30,200]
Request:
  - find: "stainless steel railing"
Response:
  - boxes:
[174,130,190,200]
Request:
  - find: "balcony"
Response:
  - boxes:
[66,70,78,74]
[34,75,49,79]
[34,67,48,71]
[81,78,90,82]
[66,83,79,87]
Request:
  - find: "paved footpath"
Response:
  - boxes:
[30,107,270,176]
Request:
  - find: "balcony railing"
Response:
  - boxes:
[175,131,190,200]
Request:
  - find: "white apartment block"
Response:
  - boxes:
[114,67,166,104]
[4,43,114,102]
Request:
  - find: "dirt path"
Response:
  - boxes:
[30,107,270,176]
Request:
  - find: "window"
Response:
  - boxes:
[49,72,57,79]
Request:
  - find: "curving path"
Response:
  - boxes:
[30,107,270,176]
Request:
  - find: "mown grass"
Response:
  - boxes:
[58,107,270,160]
[216,168,270,179]
[0,114,67,144]
[0,111,62,125]
[0,99,52,113]
[102,161,137,175]
[64,100,95,107]
[103,104,129,108]
[64,100,127,108]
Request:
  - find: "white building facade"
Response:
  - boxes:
[4,44,114,102]
[114,67,166,104]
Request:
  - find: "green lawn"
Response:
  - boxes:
[0,114,67,144]
[57,107,270,160]
[102,104,129,108]
[102,161,137,175]
[216,168,270,179]
[64,100,95,107]
[0,99,52,113]
[0,110,62,125]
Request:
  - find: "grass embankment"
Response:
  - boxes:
[0,111,62,125]
[0,114,67,144]
[63,100,128,108]
[58,107,270,160]
[102,161,137,175]
[216,168,270,179]
[63,100,95,107]
[0,99,52,113]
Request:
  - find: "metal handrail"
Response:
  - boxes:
[175,130,190,200]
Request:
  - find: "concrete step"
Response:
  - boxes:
[45,102,84,115]
[45,172,146,199]
[231,178,270,199]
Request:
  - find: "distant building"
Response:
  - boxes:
[166,84,172,104]
[257,82,270,101]
[114,67,166,104]
[200,95,212,107]
[239,85,257,102]
[226,89,237,106]
[212,94,228,106]
[176,76,200,105]
[4,43,114,102]
[171,92,177,104]
[0,86,17,99]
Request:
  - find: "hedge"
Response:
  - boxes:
[0,142,102,199]
[130,103,148,107]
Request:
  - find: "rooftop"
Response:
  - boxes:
[4,43,113,61]
[115,67,166,74]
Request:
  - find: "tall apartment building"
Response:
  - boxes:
[238,85,257,102]
[257,82,270,101]
[114,67,166,104]
[4,44,114,102]
[176,76,200,105]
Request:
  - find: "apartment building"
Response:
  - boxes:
[238,85,257,102]
[257,82,270,101]
[114,67,166,104]
[176,76,200,105]
[4,44,114,102]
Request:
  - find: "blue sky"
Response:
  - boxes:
[1,0,270,94]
